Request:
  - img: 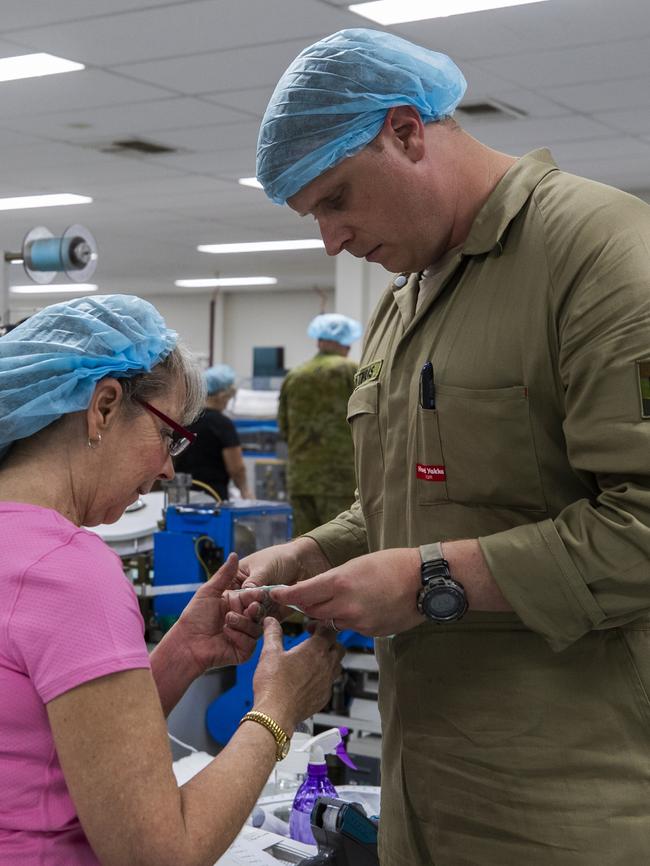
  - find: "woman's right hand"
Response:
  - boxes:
[252,618,344,736]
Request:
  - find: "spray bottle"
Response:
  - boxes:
[289,727,357,845]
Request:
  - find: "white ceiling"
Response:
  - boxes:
[0,0,649,301]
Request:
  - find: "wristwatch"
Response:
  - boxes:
[417,542,468,623]
[240,710,291,761]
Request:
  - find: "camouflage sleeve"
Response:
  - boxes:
[277,377,289,441]
[304,494,369,567]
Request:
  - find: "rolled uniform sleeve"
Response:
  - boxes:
[480,206,650,651]
[305,493,369,566]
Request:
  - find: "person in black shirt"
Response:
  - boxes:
[175,364,252,500]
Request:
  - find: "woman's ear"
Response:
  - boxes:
[86,377,124,440]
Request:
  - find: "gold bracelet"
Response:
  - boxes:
[239,710,291,762]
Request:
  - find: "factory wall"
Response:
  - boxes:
[151,287,335,380]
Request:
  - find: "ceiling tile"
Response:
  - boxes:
[8,0,359,66]
[0,96,253,142]
[473,37,650,89]
[117,38,314,93]
[0,69,172,118]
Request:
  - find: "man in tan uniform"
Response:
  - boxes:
[279,313,361,536]
[239,28,650,865]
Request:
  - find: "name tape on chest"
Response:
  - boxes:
[638,360,650,419]
[354,359,383,389]
[416,463,447,482]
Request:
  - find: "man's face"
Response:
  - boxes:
[287,138,454,274]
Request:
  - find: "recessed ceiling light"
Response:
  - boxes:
[238,177,263,189]
[10,283,97,294]
[175,277,278,288]
[348,0,548,24]
[0,53,84,83]
[197,240,325,254]
[0,193,92,211]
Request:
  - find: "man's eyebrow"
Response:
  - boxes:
[299,184,347,217]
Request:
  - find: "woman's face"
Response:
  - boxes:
[83,388,183,526]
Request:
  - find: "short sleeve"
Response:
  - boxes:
[8,530,151,703]
[213,413,240,449]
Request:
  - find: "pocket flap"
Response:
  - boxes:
[347,381,379,421]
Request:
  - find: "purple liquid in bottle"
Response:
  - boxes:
[289,762,337,845]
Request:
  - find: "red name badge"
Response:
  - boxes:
[416,463,446,482]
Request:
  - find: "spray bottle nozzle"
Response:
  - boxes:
[296,726,358,770]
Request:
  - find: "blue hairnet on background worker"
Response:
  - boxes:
[278,312,362,536]
[175,363,252,500]
[235,26,650,866]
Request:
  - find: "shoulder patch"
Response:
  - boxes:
[354,359,383,389]
[637,360,650,419]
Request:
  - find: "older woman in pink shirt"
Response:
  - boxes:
[0,294,342,866]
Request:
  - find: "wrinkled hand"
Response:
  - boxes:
[269,548,425,637]
[174,553,264,673]
[252,618,345,735]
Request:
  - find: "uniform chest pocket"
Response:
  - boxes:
[429,384,546,510]
[347,381,384,516]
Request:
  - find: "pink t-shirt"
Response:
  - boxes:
[0,503,152,864]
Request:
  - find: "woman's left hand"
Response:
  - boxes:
[175,553,265,673]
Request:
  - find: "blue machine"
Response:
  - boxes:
[153,500,292,625]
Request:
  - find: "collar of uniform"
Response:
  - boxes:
[391,271,420,326]
[462,148,559,257]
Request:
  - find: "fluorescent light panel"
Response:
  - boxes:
[198,240,325,254]
[349,0,548,24]
[11,283,97,294]
[175,277,278,288]
[0,53,84,83]
[238,177,263,189]
[0,193,92,211]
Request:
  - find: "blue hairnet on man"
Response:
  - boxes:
[307,313,363,347]
[242,24,650,866]
[257,28,466,205]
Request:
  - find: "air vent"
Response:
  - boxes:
[101,138,178,155]
[456,99,527,120]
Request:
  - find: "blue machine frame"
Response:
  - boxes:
[153,500,293,621]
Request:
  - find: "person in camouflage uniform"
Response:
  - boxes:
[279,313,362,536]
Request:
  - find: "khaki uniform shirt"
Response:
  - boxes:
[278,351,357,498]
[308,150,650,865]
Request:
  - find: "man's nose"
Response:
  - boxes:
[318,217,352,257]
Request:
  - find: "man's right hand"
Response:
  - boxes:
[237,536,330,589]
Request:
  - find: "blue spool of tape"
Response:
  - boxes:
[28,237,68,272]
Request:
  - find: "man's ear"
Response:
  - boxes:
[383,105,426,162]
[86,377,124,439]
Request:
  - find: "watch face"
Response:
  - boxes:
[420,579,467,622]
[424,587,461,619]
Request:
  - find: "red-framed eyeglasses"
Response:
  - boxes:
[138,400,196,457]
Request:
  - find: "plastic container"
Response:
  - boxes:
[288,728,356,845]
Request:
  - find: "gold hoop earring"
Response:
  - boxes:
[87,434,102,449]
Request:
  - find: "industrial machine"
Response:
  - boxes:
[152,499,292,629]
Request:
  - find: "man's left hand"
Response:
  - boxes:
[269,548,425,637]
